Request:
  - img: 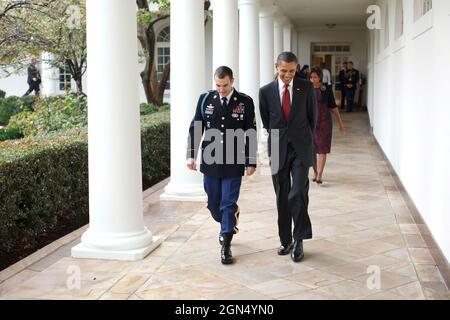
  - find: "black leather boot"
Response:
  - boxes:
[221,233,234,265]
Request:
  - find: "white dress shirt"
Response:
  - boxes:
[278,77,293,105]
[322,68,332,85]
[220,88,235,105]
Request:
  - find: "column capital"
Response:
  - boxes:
[259,4,277,18]
[239,0,259,7]
[274,15,289,27]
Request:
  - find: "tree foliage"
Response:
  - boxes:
[0,0,87,94]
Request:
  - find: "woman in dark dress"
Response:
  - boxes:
[310,67,346,184]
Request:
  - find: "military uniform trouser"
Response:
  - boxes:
[203,175,242,235]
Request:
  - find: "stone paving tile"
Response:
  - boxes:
[247,279,311,299]
[286,269,346,289]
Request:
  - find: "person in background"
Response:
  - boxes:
[309,67,346,185]
[23,58,41,97]
[298,64,310,80]
[343,61,359,112]
[320,62,332,89]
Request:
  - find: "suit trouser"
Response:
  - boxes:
[24,82,40,96]
[272,144,313,245]
[344,87,356,112]
[203,175,242,235]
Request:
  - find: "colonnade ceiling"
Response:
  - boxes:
[274,0,372,29]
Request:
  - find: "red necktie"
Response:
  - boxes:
[282,84,291,122]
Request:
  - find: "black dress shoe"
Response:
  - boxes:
[221,233,234,265]
[277,242,293,256]
[291,240,304,262]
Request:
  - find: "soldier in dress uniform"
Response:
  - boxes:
[186,66,257,265]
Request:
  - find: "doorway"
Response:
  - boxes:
[311,43,351,105]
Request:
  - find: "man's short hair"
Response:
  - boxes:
[214,66,234,80]
[348,61,354,65]
[277,52,298,64]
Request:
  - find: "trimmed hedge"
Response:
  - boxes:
[0,110,170,252]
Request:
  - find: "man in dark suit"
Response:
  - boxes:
[259,52,317,263]
[23,58,41,97]
[187,66,257,265]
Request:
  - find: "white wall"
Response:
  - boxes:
[368,0,450,262]
[297,27,368,76]
[0,72,28,97]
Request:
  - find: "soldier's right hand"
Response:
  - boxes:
[186,159,197,171]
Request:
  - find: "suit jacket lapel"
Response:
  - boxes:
[289,78,301,123]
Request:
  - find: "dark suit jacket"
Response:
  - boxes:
[259,78,317,173]
[343,69,360,88]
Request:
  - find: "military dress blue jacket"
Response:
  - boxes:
[187,89,257,178]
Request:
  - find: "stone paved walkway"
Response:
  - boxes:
[1,112,449,300]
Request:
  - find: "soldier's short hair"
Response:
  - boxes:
[277,52,298,64]
[214,66,234,80]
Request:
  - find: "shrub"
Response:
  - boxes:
[0,96,21,126]
[0,126,24,141]
[0,110,170,252]
[0,89,6,99]
[6,93,87,137]
[140,103,170,116]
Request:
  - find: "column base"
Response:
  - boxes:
[160,181,207,202]
[71,236,161,261]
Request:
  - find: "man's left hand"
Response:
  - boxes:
[246,167,256,176]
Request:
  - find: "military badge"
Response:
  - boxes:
[205,105,214,115]
[232,104,245,114]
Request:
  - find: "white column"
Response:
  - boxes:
[40,52,58,97]
[160,0,207,202]
[291,28,298,56]
[239,0,261,153]
[283,23,292,52]
[72,0,160,261]
[259,4,276,86]
[273,15,284,60]
[213,0,239,88]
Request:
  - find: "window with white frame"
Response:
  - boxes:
[414,0,432,21]
[156,26,170,90]
[395,0,404,39]
[59,63,72,91]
